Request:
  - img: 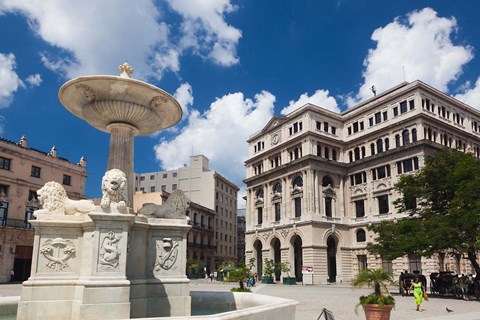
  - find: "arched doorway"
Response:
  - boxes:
[272,238,281,281]
[327,236,337,283]
[253,240,263,277]
[292,235,303,281]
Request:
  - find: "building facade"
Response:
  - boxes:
[244,81,480,284]
[135,155,239,267]
[0,136,88,282]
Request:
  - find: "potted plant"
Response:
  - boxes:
[261,258,275,284]
[277,262,296,285]
[353,268,395,320]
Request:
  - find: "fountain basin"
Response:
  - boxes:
[0,292,298,320]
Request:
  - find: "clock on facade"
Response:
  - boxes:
[272,133,280,145]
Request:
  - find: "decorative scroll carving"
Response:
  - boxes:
[76,84,96,102]
[101,169,127,210]
[150,95,168,108]
[99,231,121,270]
[40,238,76,271]
[35,181,95,216]
[154,238,179,272]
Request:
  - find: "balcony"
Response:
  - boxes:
[1,218,34,230]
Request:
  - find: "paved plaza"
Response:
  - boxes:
[2,280,480,319]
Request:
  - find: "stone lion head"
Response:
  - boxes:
[101,169,127,209]
[37,181,67,214]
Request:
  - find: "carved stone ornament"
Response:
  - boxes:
[40,238,76,271]
[149,95,168,109]
[35,181,96,216]
[99,231,121,270]
[154,238,179,273]
[261,232,271,241]
[101,169,128,211]
[280,229,289,238]
[139,190,190,219]
[75,84,96,102]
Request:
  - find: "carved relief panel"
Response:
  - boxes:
[152,236,182,277]
[38,237,77,273]
[97,229,124,272]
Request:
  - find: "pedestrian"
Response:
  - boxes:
[10,269,14,282]
[409,276,425,311]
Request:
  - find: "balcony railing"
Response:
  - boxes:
[1,218,34,229]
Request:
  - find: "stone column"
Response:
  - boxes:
[107,123,138,206]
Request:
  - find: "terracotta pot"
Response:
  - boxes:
[362,304,393,320]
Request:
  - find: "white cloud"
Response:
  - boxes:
[0,53,23,108]
[281,89,340,115]
[154,90,275,188]
[349,7,473,106]
[174,82,194,117]
[167,0,241,66]
[25,73,42,87]
[455,77,480,109]
[1,0,241,79]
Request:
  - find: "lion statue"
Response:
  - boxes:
[138,190,190,219]
[35,181,96,216]
[101,168,128,210]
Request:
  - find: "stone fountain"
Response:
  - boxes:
[10,64,298,320]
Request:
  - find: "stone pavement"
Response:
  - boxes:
[189,279,480,320]
[2,280,480,319]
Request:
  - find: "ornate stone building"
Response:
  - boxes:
[244,81,480,284]
[0,136,88,282]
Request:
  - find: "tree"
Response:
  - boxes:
[368,148,480,277]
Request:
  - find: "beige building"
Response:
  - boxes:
[135,155,239,267]
[0,135,88,282]
[244,81,480,284]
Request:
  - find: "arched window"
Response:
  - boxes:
[402,129,410,145]
[356,229,366,242]
[322,176,333,187]
[354,147,360,161]
[377,139,383,153]
[273,182,282,193]
[293,176,303,188]
[256,188,264,199]
[412,128,417,142]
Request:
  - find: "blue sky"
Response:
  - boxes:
[1,1,479,203]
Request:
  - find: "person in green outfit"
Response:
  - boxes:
[409,277,425,311]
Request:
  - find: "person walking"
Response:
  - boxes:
[409,277,425,311]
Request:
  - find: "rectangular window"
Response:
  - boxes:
[355,200,365,218]
[150,175,155,180]
[31,166,41,178]
[316,121,321,130]
[257,207,263,225]
[375,112,381,124]
[378,195,389,214]
[383,111,388,121]
[348,127,352,135]
[400,101,407,114]
[369,117,373,126]
[150,186,155,192]
[358,255,368,271]
[161,185,166,191]
[323,122,328,132]
[353,122,359,133]
[360,121,364,130]
[0,157,11,170]
[274,202,281,221]
[409,100,415,110]
[331,127,336,135]
[140,187,145,192]
[172,172,177,177]
[382,260,393,274]
[172,184,177,190]
[163,173,167,178]
[62,174,71,186]
[294,197,302,217]
[393,107,398,117]
[28,190,37,201]
[325,197,332,217]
